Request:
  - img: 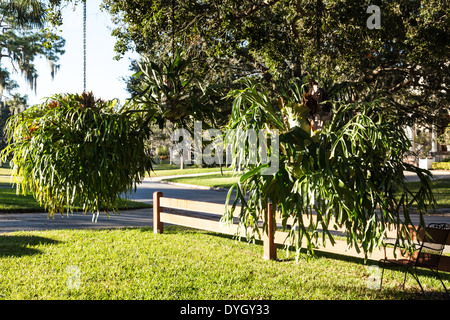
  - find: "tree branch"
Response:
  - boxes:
[235,0,280,19]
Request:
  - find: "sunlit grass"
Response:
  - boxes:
[0,187,151,213]
[406,179,450,209]
[0,227,447,300]
[165,172,240,188]
[149,164,231,177]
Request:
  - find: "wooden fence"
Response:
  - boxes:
[152,191,450,271]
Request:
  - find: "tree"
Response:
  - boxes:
[23,0,446,235]
[127,50,230,130]
[0,93,28,151]
[0,0,65,95]
[124,50,232,168]
[101,0,448,129]
[102,0,298,88]
[438,126,450,147]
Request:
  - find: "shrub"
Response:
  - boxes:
[432,161,450,170]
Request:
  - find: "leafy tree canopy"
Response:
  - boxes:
[125,49,232,132]
[98,0,449,129]
[0,93,28,150]
[15,0,444,255]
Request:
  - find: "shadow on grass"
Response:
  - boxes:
[150,226,450,291]
[0,235,60,257]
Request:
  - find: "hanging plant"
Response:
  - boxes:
[1,92,153,219]
[224,79,435,259]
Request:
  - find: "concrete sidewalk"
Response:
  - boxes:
[404,170,450,181]
[0,209,153,234]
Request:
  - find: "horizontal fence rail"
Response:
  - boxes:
[152,191,450,271]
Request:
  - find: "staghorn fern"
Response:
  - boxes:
[224,79,435,259]
[1,92,153,219]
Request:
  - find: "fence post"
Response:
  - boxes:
[153,191,163,234]
[263,203,276,260]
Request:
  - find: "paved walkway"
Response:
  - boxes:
[0,173,231,234]
[403,169,450,181]
[0,170,449,234]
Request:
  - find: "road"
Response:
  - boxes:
[0,171,449,234]
[0,174,231,234]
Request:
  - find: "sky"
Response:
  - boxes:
[12,0,138,106]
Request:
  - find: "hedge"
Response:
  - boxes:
[432,161,450,170]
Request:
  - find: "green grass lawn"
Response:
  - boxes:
[0,186,151,213]
[0,187,46,213]
[406,179,450,209]
[0,226,448,300]
[149,163,231,177]
[0,164,448,300]
[165,172,240,188]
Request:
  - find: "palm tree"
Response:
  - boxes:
[0,0,46,28]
